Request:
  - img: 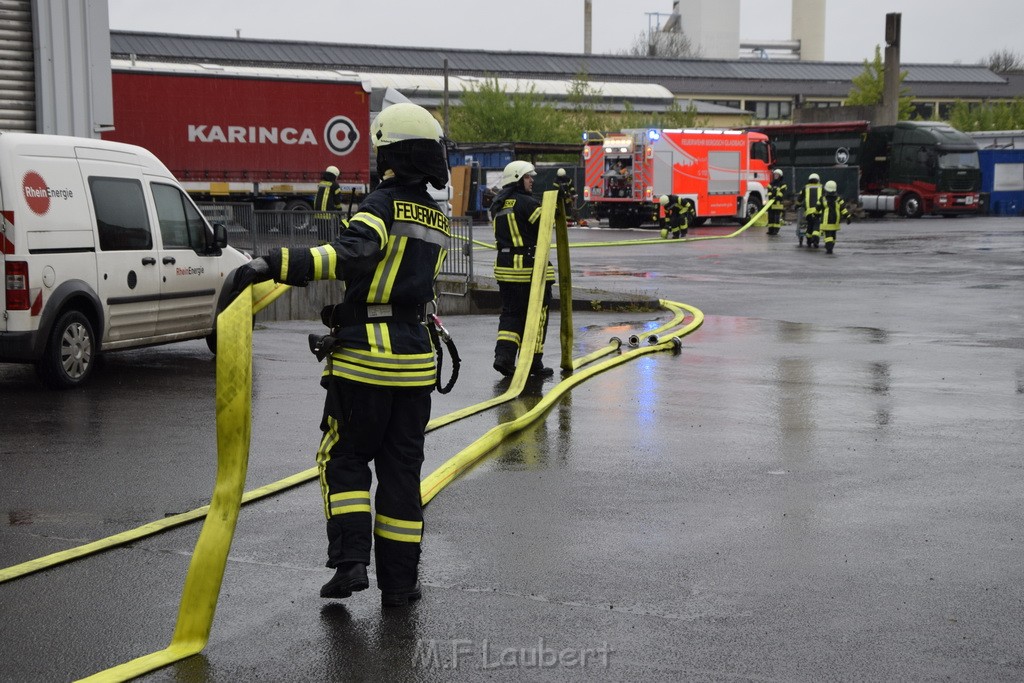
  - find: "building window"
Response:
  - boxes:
[938,102,958,120]
[910,102,935,120]
[746,100,792,120]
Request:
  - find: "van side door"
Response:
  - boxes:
[78,158,161,345]
[149,181,222,337]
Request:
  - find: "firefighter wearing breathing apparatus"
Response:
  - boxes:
[228,102,452,607]
[767,168,787,236]
[314,165,345,242]
[816,179,852,254]
[491,159,555,378]
[799,173,823,247]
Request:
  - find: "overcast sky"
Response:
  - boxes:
[108,0,1022,66]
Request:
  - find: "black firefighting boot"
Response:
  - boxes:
[826,242,834,254]
[320,562,369,599]
[529,354,554,378]
[493,345,516,377]
[381,582,423,608]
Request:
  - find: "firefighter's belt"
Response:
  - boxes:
[320,302,426,328]
[498,246,536,255]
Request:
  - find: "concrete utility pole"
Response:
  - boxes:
[879,12,901,126]
[584,0,592,54]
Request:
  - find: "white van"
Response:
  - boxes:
[0,132,250,388]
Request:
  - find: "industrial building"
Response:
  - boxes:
[109,31,1024,127]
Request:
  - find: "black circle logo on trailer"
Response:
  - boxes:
[835,147,851,165]
[324,116,360,156]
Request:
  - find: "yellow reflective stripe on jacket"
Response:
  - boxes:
[365,321,392,354]
[374,513,423,543]
[368,235,406,303]
[310,244,339,280]
[329,490,371,516]
[324,346,436,387]
[351,210,387,249]
[279,248,290,281]
[507,213,524,248]
[528,206,542,224]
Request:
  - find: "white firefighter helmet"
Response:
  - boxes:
[824,180,838,193]
[370,102,442,149]
[659,195,670,206]
[501,160,537,187]
[808,173,820,183]
[556,168,567,177]
[325,165,340,177]
[772,168,784,179]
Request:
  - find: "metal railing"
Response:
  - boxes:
[197,203,472,280]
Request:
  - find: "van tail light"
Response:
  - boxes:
[5,260,30,310]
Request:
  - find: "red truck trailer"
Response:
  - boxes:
[103,61,372,212]
[582,128,774,228]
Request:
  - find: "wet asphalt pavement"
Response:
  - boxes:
[1,216,1022,682]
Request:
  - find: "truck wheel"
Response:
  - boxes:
[901,193,923,218]
[608,214,628,230]
[745,196,762,223]
[37,310,96,389]
[284,199,313,231]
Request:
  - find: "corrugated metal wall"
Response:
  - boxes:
[0,0,36,132]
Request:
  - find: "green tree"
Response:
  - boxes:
[947,98,1024,131]
[846,45,915,120]
[448,76,564,143]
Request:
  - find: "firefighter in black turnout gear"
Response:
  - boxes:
[767,168,787,235]
[659,194,694,239]
[816,180,852,254]
[314,165,345,242]
[491,160,555,378]
[552,168,578,225]
[799,173,823,247]
[231,103,450,607]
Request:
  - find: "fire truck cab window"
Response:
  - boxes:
[750,141,770,163]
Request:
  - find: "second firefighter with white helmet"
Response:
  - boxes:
[490,160,555,377]
[815,180,851,254]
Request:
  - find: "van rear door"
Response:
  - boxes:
[77,154,161,344]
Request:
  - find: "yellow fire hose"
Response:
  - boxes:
[0,191,727,681]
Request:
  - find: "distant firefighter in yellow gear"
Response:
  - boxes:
[816,180,852,254]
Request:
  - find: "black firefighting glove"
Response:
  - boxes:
[225,257,272,305]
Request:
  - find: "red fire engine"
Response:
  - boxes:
[582,128,774,228]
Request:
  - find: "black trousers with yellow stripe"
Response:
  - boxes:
[495,279,553,363]
[318,377,432,591]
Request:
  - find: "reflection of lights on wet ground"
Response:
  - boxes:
[634,320,663,428]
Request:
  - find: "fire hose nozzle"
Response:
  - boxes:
[646,334,660,345]
[627,334,641,347]
[609,336,623,349]
[670,337,683,354]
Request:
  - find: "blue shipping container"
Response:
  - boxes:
[979,149,1024,216]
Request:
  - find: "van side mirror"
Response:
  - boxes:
[212,223,228,249]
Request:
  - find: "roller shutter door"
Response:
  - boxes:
[0,0,35,132]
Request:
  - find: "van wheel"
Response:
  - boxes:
[37,310,96,389]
